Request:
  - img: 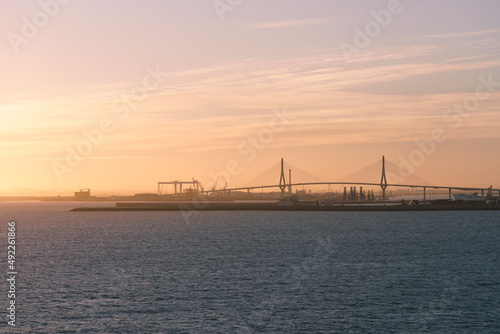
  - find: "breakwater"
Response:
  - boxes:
[70,202,500,212]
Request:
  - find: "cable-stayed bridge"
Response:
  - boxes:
[202,157,500,200]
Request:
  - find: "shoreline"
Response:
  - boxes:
[70,202,500,212]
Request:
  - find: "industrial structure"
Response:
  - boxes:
[157,179,201,195]
[74,189,91,200]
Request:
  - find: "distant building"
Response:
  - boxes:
[75,189,91,200]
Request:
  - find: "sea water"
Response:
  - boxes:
[0,202,499,333]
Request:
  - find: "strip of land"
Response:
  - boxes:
[70,202,500,212]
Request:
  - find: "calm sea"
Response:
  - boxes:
[0,202,499,333]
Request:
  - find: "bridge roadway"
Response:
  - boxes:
[207,181,500,199]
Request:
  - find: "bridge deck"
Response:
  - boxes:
[209,182,500,193]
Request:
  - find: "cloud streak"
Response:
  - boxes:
[420,29,500,40]
[246,17,334,30]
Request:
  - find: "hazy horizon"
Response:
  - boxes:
[2,0,500,196]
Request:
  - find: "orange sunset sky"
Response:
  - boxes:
[2,0,500,196]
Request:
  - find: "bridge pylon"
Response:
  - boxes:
[279,158,287,197]
[380,156,388,199]
[288,169,292,195]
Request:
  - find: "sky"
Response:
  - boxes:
[1,0,500,195]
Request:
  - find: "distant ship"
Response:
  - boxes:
[453,193,484,202]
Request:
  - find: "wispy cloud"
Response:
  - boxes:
[6,41,500,161]
[445,54,500,62]
[246,17,333,30]
[420,29,500,39]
